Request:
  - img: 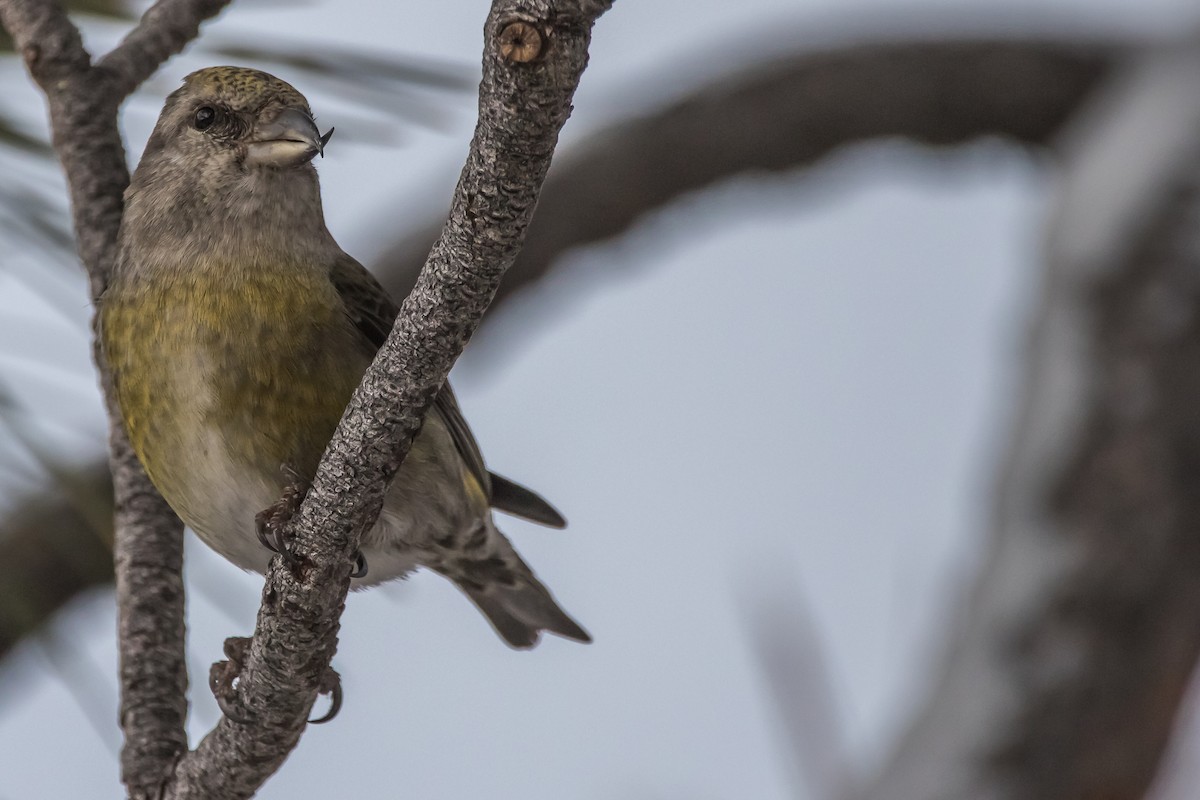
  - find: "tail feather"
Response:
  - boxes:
[442,522,590,649]
[461,588,542,649]
[462,580,590,649]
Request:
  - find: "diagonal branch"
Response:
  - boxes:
[97,0,231,101]
[0,32,1122,669]
[160,1,611,797]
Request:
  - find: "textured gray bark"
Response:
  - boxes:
[110,422,189,797]
[0,0,230,795]
[0,33,1116,666]
[161,2,610,797]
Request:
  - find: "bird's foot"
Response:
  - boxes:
[309,665,343,725]
[255,469,309,568]
[209,636,252,724]
[209,636,343,725]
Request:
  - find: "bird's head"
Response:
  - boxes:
[122,67,338,262]
[143,66,332,172]
[118,66,338,272]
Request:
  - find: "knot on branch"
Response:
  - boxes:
[497,20,544,63]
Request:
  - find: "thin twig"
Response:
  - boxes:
[98,0,232,101]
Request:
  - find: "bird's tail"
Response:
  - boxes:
[440,520,590,649]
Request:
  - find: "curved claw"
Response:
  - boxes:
[308,673,343,725]
[272,527,301,568]
[350,550,368,579]
[254,481,306,569]
[209,637,253,724]
[255,515,301,568]
[254,515,276,552]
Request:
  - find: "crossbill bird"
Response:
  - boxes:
[100,67,589,649]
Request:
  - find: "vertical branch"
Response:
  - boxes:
[110,425,189,795]
[0,0,229,796]
[854,40,1200,800]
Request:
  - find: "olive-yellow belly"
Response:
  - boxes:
[101,263,480,582]
[101,267,361,566]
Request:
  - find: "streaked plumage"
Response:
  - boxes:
[99,67,588,648]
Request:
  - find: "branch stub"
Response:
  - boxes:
[498,20,543,63]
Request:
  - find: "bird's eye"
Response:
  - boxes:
[193,106,217,131]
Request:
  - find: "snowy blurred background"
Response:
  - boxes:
[3,0,1200,798]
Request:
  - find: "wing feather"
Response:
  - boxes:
[329,255,491,495]
[329,255,566,528]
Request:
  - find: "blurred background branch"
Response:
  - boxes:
[0,32,1121,664]
[855,39,1200,800]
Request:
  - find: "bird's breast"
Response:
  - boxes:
[101,264,367,536]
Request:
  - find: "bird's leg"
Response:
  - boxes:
[209,636,252,724]
[254,466,309,568]
[308,664,343,725]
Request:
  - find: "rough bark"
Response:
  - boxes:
[168,1,610,797]
[0,34,1118,666]
[0,0,230,796]
[852,39,1200,800]
[3,0,610,794]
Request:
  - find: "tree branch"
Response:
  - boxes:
[852,40,1200,800]
[0,0,88,89]
[97,0,231,101]
[0,33,1120,667]
[110,421,189,796]
[374,35,1120,332]
[157,2,611,797]
[0,0,226,795]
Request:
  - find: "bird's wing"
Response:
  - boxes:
[329,253,490,496]
[329,253,398,353]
